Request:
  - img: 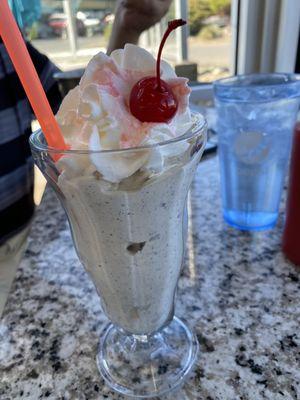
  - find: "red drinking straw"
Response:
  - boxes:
[0,0,66,149]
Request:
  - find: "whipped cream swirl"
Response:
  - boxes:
[56,44,192,183]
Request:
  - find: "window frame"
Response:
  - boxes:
[236,0,300,74]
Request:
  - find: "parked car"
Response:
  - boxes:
[103,13,115,24]
[77,11,101,36]
[48,12,101,38]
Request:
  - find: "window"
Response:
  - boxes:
[26,1,116,71]
[187,0,233,81]
[140,0,234,82]
[23,0,235,82]
[22,0,299,80]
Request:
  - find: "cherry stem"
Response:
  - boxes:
[156,19,186,91]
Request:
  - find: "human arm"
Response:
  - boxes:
[107,0,172,54]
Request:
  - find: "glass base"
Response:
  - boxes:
[96,316,199,398]
[223,209,278,231]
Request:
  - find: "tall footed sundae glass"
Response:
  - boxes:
[30,115,206,397]
[30,22,207,398]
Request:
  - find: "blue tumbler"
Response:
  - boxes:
[214,73,300,230]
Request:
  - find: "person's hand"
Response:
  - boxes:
[107,0,172,54]
[115,0,172,35]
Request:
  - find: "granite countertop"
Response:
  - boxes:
[1,155,300,400]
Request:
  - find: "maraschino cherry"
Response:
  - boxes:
[129,19,186,123]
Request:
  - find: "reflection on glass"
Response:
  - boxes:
[187,192,197,282]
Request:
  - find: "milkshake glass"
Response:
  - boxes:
[30,113,207,398]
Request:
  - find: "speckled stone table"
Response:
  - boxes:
[1,155,300,400]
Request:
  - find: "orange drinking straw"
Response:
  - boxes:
[0,0,66,149]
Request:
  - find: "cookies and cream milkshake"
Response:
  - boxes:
[58,153,201,334]
[33,41,206,335]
